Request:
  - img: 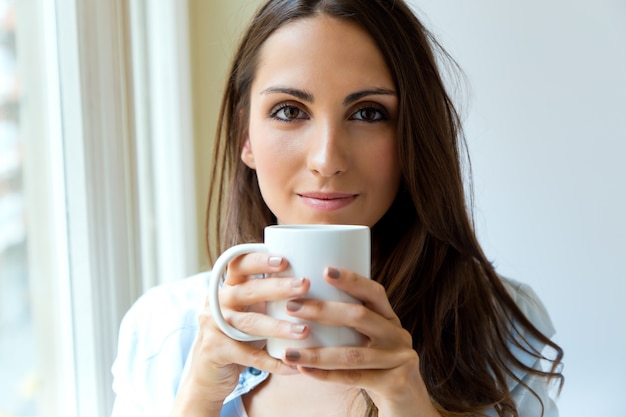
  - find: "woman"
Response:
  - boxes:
[112,1,564,416]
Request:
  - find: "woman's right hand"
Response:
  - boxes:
[171,253,310,416]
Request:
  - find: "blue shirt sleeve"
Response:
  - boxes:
[497,278,560,417]
[111,274,206,417]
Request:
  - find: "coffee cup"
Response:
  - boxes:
[208,224,370,358]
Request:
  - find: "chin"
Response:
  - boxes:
[284,216,370,227]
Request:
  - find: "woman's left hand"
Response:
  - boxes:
[282,267,441,417]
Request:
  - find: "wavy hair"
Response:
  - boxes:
[206,1,564,415]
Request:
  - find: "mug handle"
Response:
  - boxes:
[208,243,269,341]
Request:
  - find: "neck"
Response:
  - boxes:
[243,372,366,417]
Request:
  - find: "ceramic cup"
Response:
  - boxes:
[208,224,370,358]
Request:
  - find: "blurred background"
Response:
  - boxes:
[0,0,623,416]
[414,1,626,416]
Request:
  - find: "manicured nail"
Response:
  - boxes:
[286,300,303,312]
[290,324,306,335]
[327,267,340,279]
[285,349,301,361]
[290,277,305,288]
[268,256,283,267]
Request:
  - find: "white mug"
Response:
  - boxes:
[208,224,370,358]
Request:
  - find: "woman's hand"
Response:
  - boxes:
[281,267,441,417]
[171,253,310,417]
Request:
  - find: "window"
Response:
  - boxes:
[0,0,34,397]
[0,0,199,415]
[1,0,75,415]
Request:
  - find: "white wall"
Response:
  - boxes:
[409,1,626,416]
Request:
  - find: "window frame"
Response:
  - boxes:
[51,0,197,414]
[55,0,141,414]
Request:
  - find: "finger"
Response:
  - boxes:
[324,267,400,324]
[299,365,369,387]
[220,275,311,306]
[195,310,300,377]
[230,340,301,376]
[225,252,289,284]
[296,363,435,415]
[285,298,409,347]
[227,310,310,341]
[296,365,422,402]
[283,346,416,371]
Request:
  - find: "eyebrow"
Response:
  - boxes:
[259,86,397,105]
[260,87,314,103]
[343,88,396,105]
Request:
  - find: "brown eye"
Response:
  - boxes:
[351,105,387,123]
[270,104,309,122]
[283,106,301,119]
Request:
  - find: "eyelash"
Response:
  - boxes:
[269,103,308,122]
[350,104,388,123]
[269,103,389,123]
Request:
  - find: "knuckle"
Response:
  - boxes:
[403,333,414,348]
[226,255,243,272]
[397,327,413,347]
[249,346,268,364]
[267,358,285,374]
[372,281,387,300]
[218,284,235,305]
[345,347,365,365]
[402,348,419,368]
[231,311,257,331]
[347,303,368,322]
[308,349,321,365]
[239,280,258,301]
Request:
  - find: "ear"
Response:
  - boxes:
[240,137,256,169]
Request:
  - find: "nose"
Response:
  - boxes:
[307,122,349,177]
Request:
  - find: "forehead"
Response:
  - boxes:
[251,15,395,94]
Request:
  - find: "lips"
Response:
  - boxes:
[297,192,358,211]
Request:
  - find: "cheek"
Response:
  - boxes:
[368,139,401,210]
[248,130,301,192]
[252,138,292,172]
[385,149,401,188]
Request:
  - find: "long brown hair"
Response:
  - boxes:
[206,1,564,415]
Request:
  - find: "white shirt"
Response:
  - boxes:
[111,272,559,417]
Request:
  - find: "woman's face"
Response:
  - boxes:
[242,15,401,227]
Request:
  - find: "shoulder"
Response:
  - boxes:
[498,277,560,416]
[118,271,209,358]
[135,270,209,310]
[111,272,210,414]
[500,276,556,339]
[129,272,209,323]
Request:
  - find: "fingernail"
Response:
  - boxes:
[290,277,305,288]
[285,349,301,361]
[327,267,340,279]
[268,256,283,267]
[290,324,306,335]
[286,300,303,312]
